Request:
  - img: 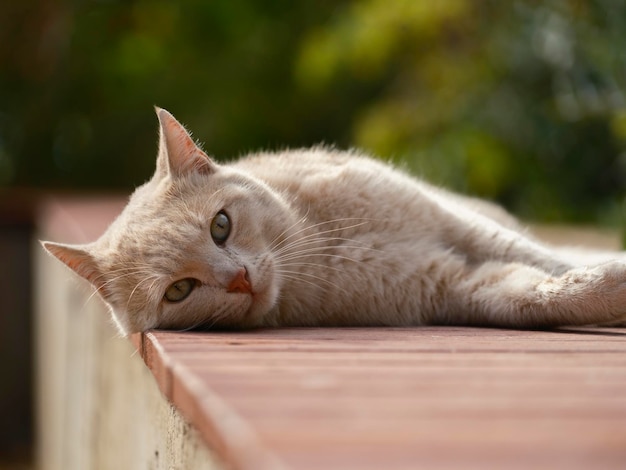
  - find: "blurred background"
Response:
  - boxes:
[3,0,626,220]
[2,0,626,467]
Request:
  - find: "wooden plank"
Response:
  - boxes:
[139,327,626,470]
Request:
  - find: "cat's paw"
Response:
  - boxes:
[564,260,626,285]
[559,261,626,322]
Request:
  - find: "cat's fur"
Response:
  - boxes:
[43,108,626,335]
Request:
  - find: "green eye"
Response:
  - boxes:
[164,278,196,302]
[210,211,231,245]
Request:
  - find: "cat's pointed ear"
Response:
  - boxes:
[155,107,217,178]
[41,241,110,297]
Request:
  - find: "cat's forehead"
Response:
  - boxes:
[130,177,223,218]
[98,170,257,257]
[101,182,209,251]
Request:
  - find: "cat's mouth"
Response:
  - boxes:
[226,267,254,296]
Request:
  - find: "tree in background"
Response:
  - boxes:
[1,0,625,223]
[295,0,626,222]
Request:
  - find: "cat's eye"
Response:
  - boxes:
[210,211,231,245]
[164,278,196,303]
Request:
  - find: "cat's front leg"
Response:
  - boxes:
[442,260,626,327]
[433,204,573,275]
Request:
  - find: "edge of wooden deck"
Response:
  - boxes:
[135,326,626,470]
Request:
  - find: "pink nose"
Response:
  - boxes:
[227,267,252,294]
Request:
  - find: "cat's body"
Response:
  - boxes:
[43,109,626,335]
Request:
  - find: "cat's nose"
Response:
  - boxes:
[227,267,253,295]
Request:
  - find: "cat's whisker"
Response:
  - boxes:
[145,275,166,307]
[279,253,366,266]
[267,206,311,249]
[270,219,368,252]
[277,272,328,291]
[83,269,156,308]
[98,269,156,288]
[270,217,372,252]
[125,276,162,313]
[81,264,158,310]
[276,245,376,264]
[127,274,161,311]
[88,263,160,286]
[275,269,336,288]
[82,289,102,311]
[272,234,373,257]
[273,241,376,262]
[89,265,155,286]
[278,261,346,273]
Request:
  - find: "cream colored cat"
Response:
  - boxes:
[43,108,626,335]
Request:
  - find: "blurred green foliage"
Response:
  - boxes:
[1,0,626,223]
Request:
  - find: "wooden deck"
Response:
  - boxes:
[133,326,626,470]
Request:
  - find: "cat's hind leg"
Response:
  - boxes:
[439,260,626,328]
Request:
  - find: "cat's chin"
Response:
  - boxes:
[231,280,280,328]
[109,305,155,337]
[109,307,132,336]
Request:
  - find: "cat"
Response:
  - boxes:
[42,108,626,336]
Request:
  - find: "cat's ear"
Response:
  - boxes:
[41,241,110,297]
[155,107,217,178]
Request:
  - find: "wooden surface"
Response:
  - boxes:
[134,326,626,470]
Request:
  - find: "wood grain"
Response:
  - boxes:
[138,327,626,470]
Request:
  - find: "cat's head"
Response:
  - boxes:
[42,108,293,335]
